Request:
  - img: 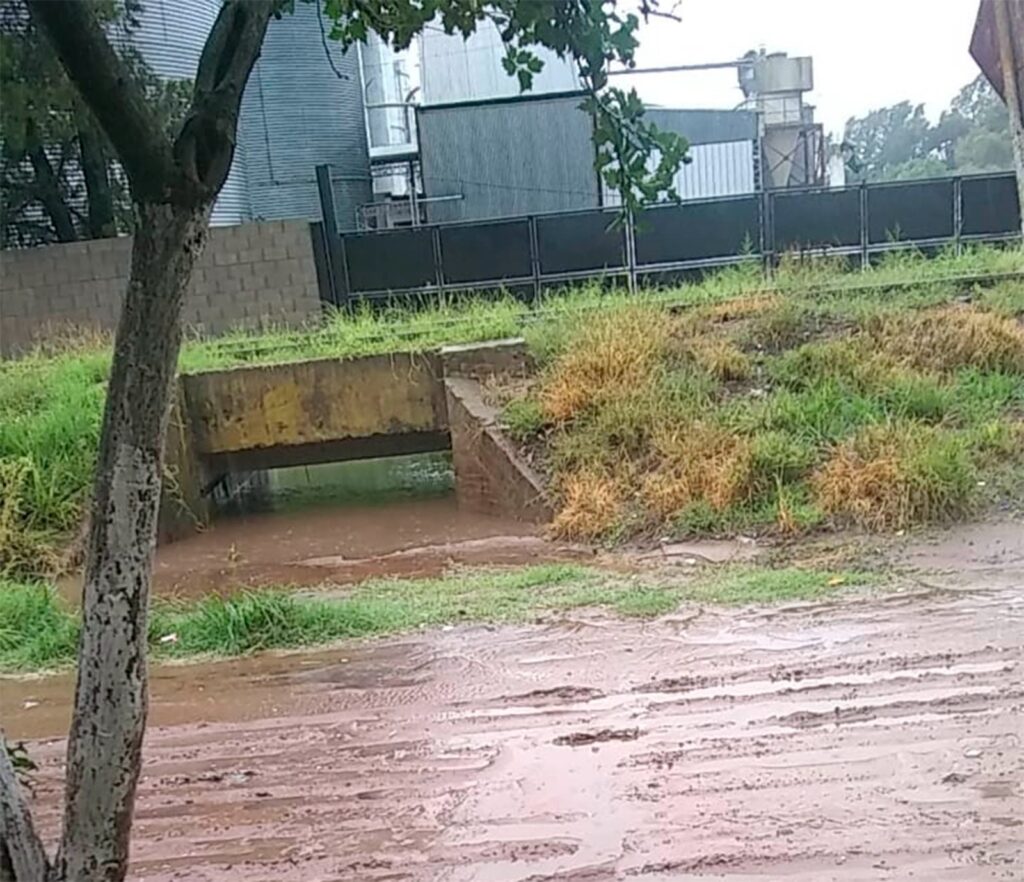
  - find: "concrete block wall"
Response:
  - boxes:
[0,220,322,357]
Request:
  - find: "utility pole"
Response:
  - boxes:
[993,0,1024,235]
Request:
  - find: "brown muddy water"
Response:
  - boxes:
[4,581,1022,880]
[58,454,589,602]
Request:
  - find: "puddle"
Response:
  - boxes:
[56,454,585,603]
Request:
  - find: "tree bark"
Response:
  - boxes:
[79,127,117,239]
[49,200,211,882]
[26,135,77,242]
[0,739,49,882]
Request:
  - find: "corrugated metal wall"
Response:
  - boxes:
[418,94,598,223]
[126,0,251,226]
[237,4,372,231]
[603,141,758,207]
[421,22,580,105]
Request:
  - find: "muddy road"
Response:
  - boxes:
[4,580,1021,881]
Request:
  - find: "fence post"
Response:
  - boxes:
[431,226,445,297]
[761,190,775,281]
[953,177,963,256]
[859,182,869,270]
[528,215,541,302]
[625,209,637,295]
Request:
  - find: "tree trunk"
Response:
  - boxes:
[0,742,48,882]
[49,200,211,882]
[79,127,117,239]
[27,140,77,243]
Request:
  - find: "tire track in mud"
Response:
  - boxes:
[3,583,1022,881]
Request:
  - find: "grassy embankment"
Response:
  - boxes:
[2,246,1020,581]
[499,252,1024,541]
[0,564,870,672]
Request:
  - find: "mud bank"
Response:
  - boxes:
[4,584,1021,880]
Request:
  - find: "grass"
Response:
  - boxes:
[1,245,1022,578]
[0,563,875,673]
[498,250,1024,541]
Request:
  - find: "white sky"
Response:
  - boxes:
[619,0,982,135]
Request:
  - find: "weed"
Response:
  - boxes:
[501,397,546,441]
[688,566,869,605]
[539,304,670,421]
[549,470,627,540]
[813,422,976,530]
[0,580,79,669]
[976,278,1024,318]
[677,337,752,381]
[745,299,811,351]
[642,423,754,518]
[866,305,1024,374]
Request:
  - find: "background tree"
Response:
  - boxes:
[842,74,1012,181]
[0,2,687,880]
[0,0,190,247]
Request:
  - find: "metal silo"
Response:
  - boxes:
[125,0,252,225]
[237,2,372,231]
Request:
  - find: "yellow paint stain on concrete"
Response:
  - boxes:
[183,352,446,454]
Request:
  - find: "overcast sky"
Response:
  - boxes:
[618,0,982,135]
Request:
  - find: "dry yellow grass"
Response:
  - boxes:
[549,469,627,540]
[540,305,671,422]
[812,423,975,530]
[677,337,752,381]
[867,305,1024,373]
[697,293,781,324]
[641,423,753,518]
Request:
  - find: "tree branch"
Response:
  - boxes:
[25,0,175,202]
[172,0,275,195]
[0,739,50,882]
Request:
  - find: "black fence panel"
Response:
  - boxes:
[635,196,760,265]
[773,188,861,251]
[536,209,625,274]
[319,172,1019,300]
[962,174,1021,237]
[868,178,954,244]
[343,227,436,292]
[440,219,532,284]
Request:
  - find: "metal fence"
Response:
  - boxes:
[311,171,1022,306]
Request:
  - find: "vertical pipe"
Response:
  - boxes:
[408,159,419,227]
[314,164,340,306]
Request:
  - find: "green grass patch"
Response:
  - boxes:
[0,563,881,673]
[686,566,870,604]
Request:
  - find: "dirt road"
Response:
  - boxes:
[4,579,1021,881]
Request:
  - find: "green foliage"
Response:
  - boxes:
[501,396,546,441]
[842,75,1012,182]
[0,580,80,669]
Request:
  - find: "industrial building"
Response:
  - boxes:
[127,2,824,232]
